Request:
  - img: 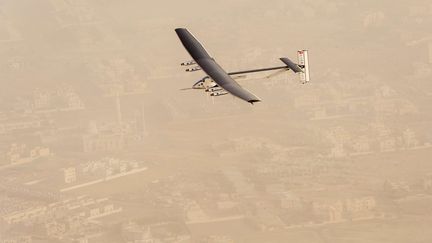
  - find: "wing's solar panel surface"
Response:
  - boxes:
[175,28,261,104]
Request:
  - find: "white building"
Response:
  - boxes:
[64,167,77,184]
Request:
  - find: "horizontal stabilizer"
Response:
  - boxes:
[280,58,303,73]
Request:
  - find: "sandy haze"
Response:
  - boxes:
[1,0,432,242]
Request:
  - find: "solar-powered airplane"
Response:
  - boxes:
[175,28,310,104]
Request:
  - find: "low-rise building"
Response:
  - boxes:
[4,144,51,165]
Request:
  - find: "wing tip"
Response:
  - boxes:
[175,28,187,33]
[248,99,261,105]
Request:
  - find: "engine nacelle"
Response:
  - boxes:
[181,60,196,66]
[210,90,228,96]
[185,66,201,72]
[206,87,223,92]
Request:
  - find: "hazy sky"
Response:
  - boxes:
[1,1,432,242]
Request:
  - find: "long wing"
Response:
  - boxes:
[175,28,261,104]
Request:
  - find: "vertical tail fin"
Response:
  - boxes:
[297,50,310,84]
